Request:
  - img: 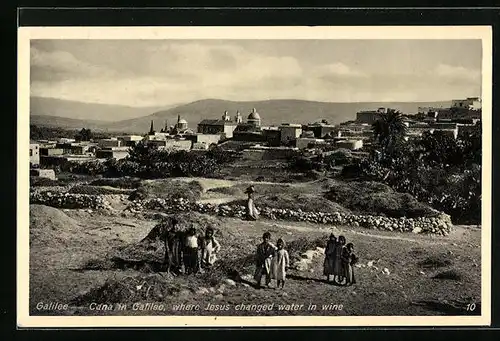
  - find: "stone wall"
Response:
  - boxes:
[29,191,452,235]
[126,198,452,235]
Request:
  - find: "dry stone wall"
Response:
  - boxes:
[29,192,452,235]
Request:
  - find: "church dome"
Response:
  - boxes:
[178,119,188,125]
[248,108,261,120]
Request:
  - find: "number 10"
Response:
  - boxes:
[466,303,476,311]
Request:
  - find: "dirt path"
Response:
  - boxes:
[170,177,306,192]
[198,197,241,205]
[258,220,479,246]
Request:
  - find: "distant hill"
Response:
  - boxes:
[30,96,179,122]
[29,97,452,134]
[30,115,107,130]
[105,98,452,133]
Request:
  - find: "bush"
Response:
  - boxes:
[30,176,61,187]
[89,177,142,189]
[287,155,315,172]
[130,180,204,202]
[432,269,463,281]
[339,131,482,224]
[65,160,108,176]
[63,143,236,179]
[418,255,453,269]
[207,186,244,196]
[286,237,327,261]
[129,187,148,201]
[324,180,436,218]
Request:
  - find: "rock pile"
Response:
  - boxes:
[293,247,325,271]
[30,191,110,210]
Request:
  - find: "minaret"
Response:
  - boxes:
[235,110,242,124]
[149,120,155,135]
[164,120,169,133]
[177,115,181,124]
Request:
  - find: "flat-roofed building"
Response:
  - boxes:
[279,123,302,144]
[96,147,130,160]
[305,122,337,139]
[296,138,326,150]
[336,139,363,150]
[356,108,389,124]
[29,140,40,167]
[452,97,482,110]
[118,135,144,147]
[185,133,221,146]
[197,119,238,139]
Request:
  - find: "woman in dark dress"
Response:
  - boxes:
[341,243,358,286]
[323,234,337,282]
[333,235,346,285]
[162,218,184,274]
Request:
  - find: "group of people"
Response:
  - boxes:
[161,218,221,275]
[159,185,358,289]
[323,234,359,286]
[254,232,290,289]
[252,232,359,289]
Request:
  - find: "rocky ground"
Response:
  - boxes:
[28,183,482,317]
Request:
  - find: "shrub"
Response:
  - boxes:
[432,269,463,281]
[30,176,61,187]
[338,131,482,224]
[129,187,148,201]
[324,180,435,218]
[89,177,142,189]
[418,255,453,269]
[66,160,108,176]
[130,180,204,202]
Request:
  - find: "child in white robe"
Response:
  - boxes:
[200,227,221,269]
[272,238,290,289]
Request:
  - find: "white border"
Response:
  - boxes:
[17,26,492,328]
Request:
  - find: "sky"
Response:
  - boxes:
[30,39,482,107]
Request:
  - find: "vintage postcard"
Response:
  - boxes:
[18,26,492,327]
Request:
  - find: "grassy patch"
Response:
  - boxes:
[432,269,463,281]
[30,176,74,187]
[68,185,133,195]
[324,179,436,218]
[89,177,142,189]
[129,179,204,202]
[207,186,244,196]
[418,255,453,269]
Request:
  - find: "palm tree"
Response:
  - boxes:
[372,109,408,157]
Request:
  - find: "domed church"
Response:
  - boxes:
[247,108,261,127]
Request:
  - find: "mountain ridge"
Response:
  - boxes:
[30,97,452,134]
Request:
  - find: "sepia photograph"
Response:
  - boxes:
[17,26,491,327]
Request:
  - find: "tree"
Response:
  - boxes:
[75,128,93,142]
[371,109,408,162]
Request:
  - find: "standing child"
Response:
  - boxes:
[341,243,358,286]
[200,227,221,270]
[254,232,276,289]
[271,238,290,289]
[183,227,199,275]
[333,235,346,285]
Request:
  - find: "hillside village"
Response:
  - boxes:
[29,97,481,180]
